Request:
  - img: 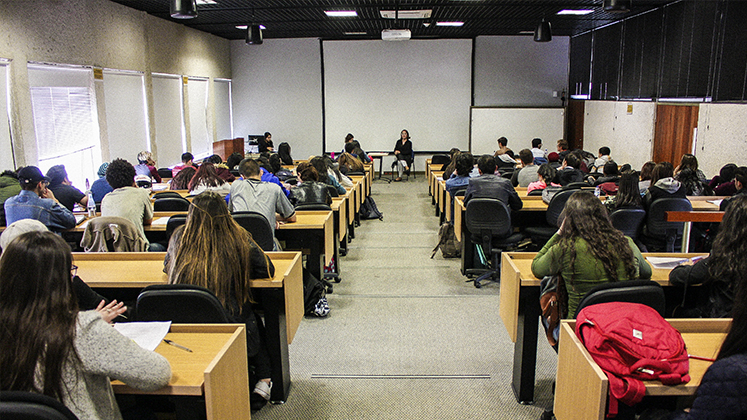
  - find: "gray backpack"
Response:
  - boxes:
[431,223,461,259]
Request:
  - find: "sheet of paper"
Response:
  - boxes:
[646,256,689,269]
[77,220,89,229]
[75,215,86,225]
[150,217,170,226]
[707,199,723,207]
[114,321,171,351]
[152,183,169,191]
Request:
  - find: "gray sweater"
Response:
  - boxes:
[62,311,171,420]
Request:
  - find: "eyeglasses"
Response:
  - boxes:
[70,265,78,277]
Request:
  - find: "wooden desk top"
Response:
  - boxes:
[277,210,331,230]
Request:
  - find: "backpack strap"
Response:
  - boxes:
[606,373,645,418]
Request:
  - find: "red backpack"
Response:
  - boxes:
[575,302,690,418]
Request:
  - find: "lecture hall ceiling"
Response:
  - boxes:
[109,0,678,40]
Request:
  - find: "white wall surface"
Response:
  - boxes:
[696,104,747,177]
[583,101,656,171]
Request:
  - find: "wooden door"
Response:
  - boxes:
[653,104,699,164]
[566,99,585,151]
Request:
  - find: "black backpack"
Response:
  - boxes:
[431,222,461,259]
[359,196,383,220]
[303,269,327,316]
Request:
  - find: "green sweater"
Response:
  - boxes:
[531,233,652,318]
[0,174,21,226]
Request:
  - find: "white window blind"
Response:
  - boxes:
[103,70,148,164]
[0,62,14,171]
[187,77,210,159]
[152,74,185,167]
[28,64,100,188]
[214,79,233,141]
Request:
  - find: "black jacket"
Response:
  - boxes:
[669,256,734,318]
[289,181,332,206]
[463,174,523,211]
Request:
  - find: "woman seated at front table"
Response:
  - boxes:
[0,231,170,420]
[188,162,231,196]
[531,191,652,318]
[393,129,413,182]
[165,191,276,411]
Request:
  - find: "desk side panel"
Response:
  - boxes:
[499,253,522,343]
[204,327,251,420]
[285,253,304,344]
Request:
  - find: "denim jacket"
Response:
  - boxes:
[4,190,77,231]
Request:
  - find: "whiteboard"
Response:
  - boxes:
[470,107,565,156]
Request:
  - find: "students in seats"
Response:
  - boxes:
[169,166,196,191]
[134,151,161,183]
[393,129,413,182]
[591,147,611,173]
[675,153,706,184]
[101,159,162,251]
[441,148,461,179]
[90,163,113,204]
[555,153,585,186]
[530,138,546,161]
[338,152,365,175]
[226,152,244,171]
[547,152,561,169]
[511,149,539,188]
[171,152,197,177]
[639,161,656,194]
[643,162,687,210]
[0,169,21,227]
[445,152,474,196]
[604,171,643,212]
[532,191,651,318]
[188,162,231,196]
[229,158,296,238]
[257,155,291,197]
[527,163,559,194]
[594,161,620,195]
[556,139,571,162]
[165,191,274,411]
[310,156,347,195]
[464,155,523,211]
[348,140,371,163]
[258,132,274,153]
[45,165,88,212]
[678,168,710,196]
[0,231,170,420]
[289,164,332,207]
[278,142,293,165]
[709,163,737,196]
[204,154,236,182]
[494,136,512,157]
[4,166,76,232]
[720,167,747,211]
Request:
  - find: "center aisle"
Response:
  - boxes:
[255,177,557,419]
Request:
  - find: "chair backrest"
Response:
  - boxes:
[295,203,333,211]
[157,168,172,179]
[431,154,450,165]
[527,188,543,196]
[165,214,188,241]
[646,198,692,237]
[0,391,79,420]
[465,198,513,240]
[153,191,183,200]
[153,197,191,211]
[326,185,339,198]
[563,181,592,190]
[546,189,576,227]
[574,280,666,319]
[231,211,275,251]
[346,171,365,176]
[136,284,230,323]
[609,208,647,240]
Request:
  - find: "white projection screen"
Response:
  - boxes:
[323,40,472,154]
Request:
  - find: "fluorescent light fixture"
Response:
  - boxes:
[195,0,217,4]
[557,9,594,15]
[380,10,432,19]
[343,31,368,35]
[519,30,534,34]
[325,10,357,17]
[436,21,464,27]
[236,25,265,30]
[658,97,708,103]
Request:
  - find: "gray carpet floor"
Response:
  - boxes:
[254,176,558,419]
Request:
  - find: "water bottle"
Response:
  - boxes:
[594,186,601,197]
[85,178,96,218]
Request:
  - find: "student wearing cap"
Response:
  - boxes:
[46,164,88,212]
[91,162,113,203]
[4,166,77,231]
[134,151,162,183]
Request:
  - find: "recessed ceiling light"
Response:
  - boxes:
[436,21,464,27]
[343,31,368,35]
[236,25,265,30]
[557,9,594,15]
[325,10,357,17]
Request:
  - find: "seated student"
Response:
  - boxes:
[289,164,332,207]
[349,140,371,163]
[268,154,294,182]
[258,132,275,153]
[278,142,294,165]
[527,163,559,194]
[720,167,747,211]
[604,171,642,213]
[591,147,611,173]
[495,150,518,171]
[338,152,365,175]
[594,161,620,195]
[169,166,196,190]
[0,169,21,227]
[643,162,687,210]
[494,136,512,157]
[675,153,706,183]
[257,156,291,197]
[441,148,461,179]
[677,167,710,196]
[554,153,585,186]
[91,163,113,204]
[445,152,474,196]
[547,152,562,169]
[134,151,162,183]
[310,156,346,195]
[171,152,197,177]
[530,138,546,162]
[511,149,539,188]
[229,158,296,237]
[204,154,236,182]
[709,163,737,196]
[4,166,76,232]
[226,152,245,171]
[0,231,170,420]
[188,162,231,196]
[45,165,88,212]
[165,191,274,410]
[638,161,656,194]
[531,191,651,318]
[556,139,571,162]
[101,158,162,251]
[464,155,523,212]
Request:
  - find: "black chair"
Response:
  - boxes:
[524,189,576,248]
[527,188,543,196]
[464,198,525,288]
[232,211,275,251]
[165,214,188,241]
[390,158,414,180]
[431,154,450,166]
[153,191,184,200]
[136,284,230,323]
[157,168,172,179]
[563,181,592,190]
[153,197,190,212]
[346,171,365,176]
[609,208,646,242]
[295,203,332,211]
[326,185,339,198]
[640,198,692,252]
[0,391,79,420]
[574,280,666,319]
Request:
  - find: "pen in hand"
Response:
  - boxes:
[163,339,193,352]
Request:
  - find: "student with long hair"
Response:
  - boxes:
[638,161,656,194]
[169,165,196,190]
[643,161,686,209]
[0,231,170,420]
[338,152,365,174]
[166,191,275,410]
[187,162,230,196]
[532,191,651,317]
[277,142,293,165]
[605,171,643,212]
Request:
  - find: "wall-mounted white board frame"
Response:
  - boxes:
[469,107,565,156]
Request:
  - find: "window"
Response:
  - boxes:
[102,69,149,164]
[187,77,210,159]
[214,78,233,141]
[152,74,185,167]
[0,60,14,171]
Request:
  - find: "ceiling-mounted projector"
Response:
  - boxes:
[382,29,411,41]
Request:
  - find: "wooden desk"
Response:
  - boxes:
[276,211,334,282]
[77,251,303,403]
[554,319,730,420]
[498,251,708,404]
[113,324,250,420]
[667,211,724,223]
[367,152,389,179]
